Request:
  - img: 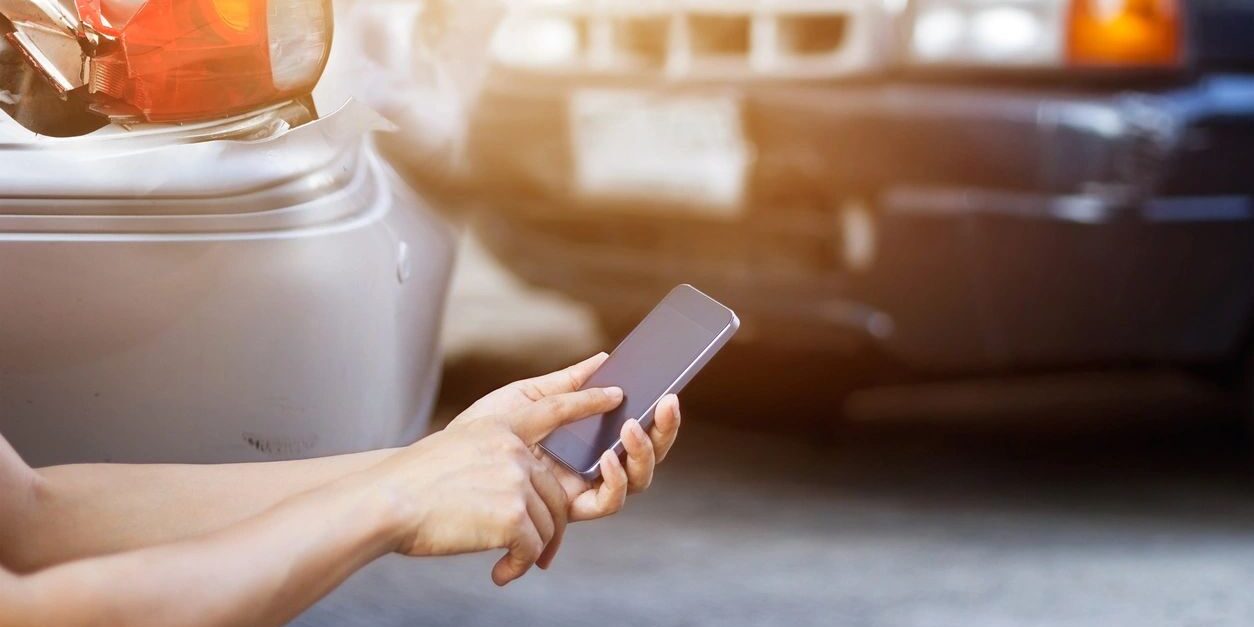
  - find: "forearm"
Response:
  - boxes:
[8,448,399,572]
[1,470,402,627]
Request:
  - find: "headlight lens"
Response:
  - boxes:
[909,0,1065,67]
[490,14,584,68]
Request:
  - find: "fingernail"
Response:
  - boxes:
[667,394,681,418]
[629,419,646,440]
[605,387,623,401]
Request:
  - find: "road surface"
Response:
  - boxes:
[296,235,1254,627]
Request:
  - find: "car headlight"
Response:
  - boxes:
[490,14,584,68]
[907,0,1181,69]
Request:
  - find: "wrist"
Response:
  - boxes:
[324,469,416,557]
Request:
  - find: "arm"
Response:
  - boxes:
[0,470,399,627]
[7,447,398,572]
[7,354,683,574]
[0,385,627,627]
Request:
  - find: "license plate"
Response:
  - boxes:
[569,90,749,217]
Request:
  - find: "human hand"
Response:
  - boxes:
[368,384,623,585]
[459,353,684,566]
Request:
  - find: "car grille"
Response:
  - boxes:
[528,0,880,80]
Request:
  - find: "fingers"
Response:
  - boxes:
[535,520,565,571]
[650,394,682,463]
[515,352,609,399]
[570,450,628,521]
[491,520,544,586]
[508,386,624,445]
[523,489,556,556]
[621,419,656,494]
[492,452,569,585]
[530,462,569,570]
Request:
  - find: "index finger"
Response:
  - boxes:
[507,386,624,445]
[513,352,609,399]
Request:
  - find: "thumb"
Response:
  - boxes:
[507,386,624,445]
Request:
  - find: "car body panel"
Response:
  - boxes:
[0,101,456,466]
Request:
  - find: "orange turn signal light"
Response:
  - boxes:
[1067,0,1182,68]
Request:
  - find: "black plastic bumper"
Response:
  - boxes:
[465,73,1254,371]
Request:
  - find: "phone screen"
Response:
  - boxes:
[541,287,736,476]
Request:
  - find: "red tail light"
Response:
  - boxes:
[77,0,331,122]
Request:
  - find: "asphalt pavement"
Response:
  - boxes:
[295,235,1254,627]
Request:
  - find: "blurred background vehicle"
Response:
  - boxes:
[0,0,454,465]
[377,0,1254,427]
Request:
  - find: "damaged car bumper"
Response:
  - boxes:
[0,102,457,465]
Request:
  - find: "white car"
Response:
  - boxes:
[0,0,455,466]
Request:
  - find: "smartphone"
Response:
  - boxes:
[540,284,739,481]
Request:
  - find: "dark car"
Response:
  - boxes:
[420,0,1254,415]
